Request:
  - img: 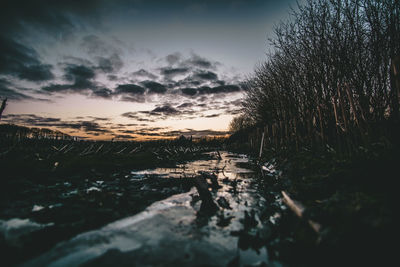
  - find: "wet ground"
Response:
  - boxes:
[3,152,284,266]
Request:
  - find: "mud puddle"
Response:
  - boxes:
[21,152,281,266]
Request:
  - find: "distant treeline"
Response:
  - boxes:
[0,124,73,140]
[231,0,400,153]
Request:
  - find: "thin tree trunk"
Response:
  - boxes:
[338,85,348,132]
[0,98,7,120]
[390,55,400,121]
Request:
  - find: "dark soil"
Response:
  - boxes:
[0,138,218,266]
[256,143,398,266]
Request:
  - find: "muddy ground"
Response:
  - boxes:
[0,139,220,266]
[0,137,397,266]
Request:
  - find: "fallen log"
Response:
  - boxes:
[281,191,321,233]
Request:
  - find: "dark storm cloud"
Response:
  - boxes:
[74,116,111,121]
[42,84,72,93]
[173,70,219,88]
[0,87,34,101]
[0,79,30,100]
[198,85,241,94]
[0,36,54,82]
[2,113,113,134]
[113,83,148,102]
[1,114,61,126]
[177,102,194,109]
[112,123,145,128]
[151,105,179,115]
[62,56,93,66]
[121,112,138,119]
[160,67,190,77]
[132,69,158,80]
[63,54,122,75]
[180,84,241,97]
[96,53,123,73]
[92,88,113,99]
[130,131,162,137]
[121,112,155,122]
[0,79,51,101]
[184,54,216,69]
[1,0,294,44]
[42,64,98,94]
[0,0,101,39]
[114,134,136,139]
[114,84,145,95]
[193,71,218,81]
[58,121,111,134]
[140,81,167,94]
[181,88,197,96]
[173,77,202,88]
[163,52,218,70]
[63,64,95,83]
[203,113,221,118]
[41,61,124,100]
[122,100,204,121]
[159,54,220,87]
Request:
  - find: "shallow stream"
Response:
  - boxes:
[21,152,280,266]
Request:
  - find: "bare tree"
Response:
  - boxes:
[235,0,400,152]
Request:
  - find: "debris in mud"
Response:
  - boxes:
[1,149,274,266]
[217,196,231,209]
[14,151,272,267]
[193,176,218,214]
[0,173,194,265]
[216,213,234,227]
[199,171,221,190]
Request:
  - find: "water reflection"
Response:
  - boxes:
[130,152,252,179]
[23,152,273,266]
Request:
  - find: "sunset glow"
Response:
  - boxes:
[0,0,295,140]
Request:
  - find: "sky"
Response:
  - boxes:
[0,0,296,140]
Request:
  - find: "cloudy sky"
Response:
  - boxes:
[0,0,296,140]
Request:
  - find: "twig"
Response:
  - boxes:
[281,191,321,233]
